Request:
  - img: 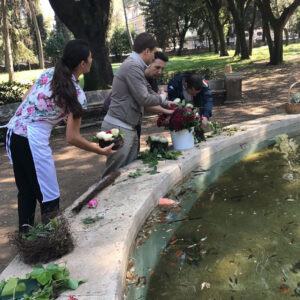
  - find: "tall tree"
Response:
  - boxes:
[164,0,202,56]
[122,0,133,49]
[248,3,257,55]
[256,0,300,65]
[141,0,176,51]
[226,0,252,59]
[1,0,14,81]
[206,0,229,56]
[49,0,113,90]
[27,0,44,68]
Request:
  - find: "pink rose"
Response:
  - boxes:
[22,125,28,135]
[40,75,48,85]
[38,92,45,99]
[88,199,98,208]
[27,106,35,115]
[16,108,22,116]
[36,99,47,111]
[46,101,55,112]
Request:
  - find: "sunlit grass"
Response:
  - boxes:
[1,43,299,84]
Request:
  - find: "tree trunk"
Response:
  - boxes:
[207,36,212,52]
[206,1,229,56]
[283,28,289,46]
[256,0,300,65]
[248,4,257,55]
[227,0,249,59]
[270,25,284,64]
[122,0,133,50]
[49,0,113,90]
[1,0,14,82]
[177,32,186,56]
[28,0,44,69]
[212,36,218,53]
[234,34,240,56]
[215,16,228,56]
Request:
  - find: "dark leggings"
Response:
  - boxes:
[10,133,59,232]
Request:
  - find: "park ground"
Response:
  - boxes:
[0,55,300,273]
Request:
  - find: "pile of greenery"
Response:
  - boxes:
[0,81,31,106]
[0,263,86,299]
[128,136,181,178]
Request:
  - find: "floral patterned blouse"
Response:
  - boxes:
[10,67,87,137]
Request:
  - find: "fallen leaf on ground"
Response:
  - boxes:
[174,250,183,257]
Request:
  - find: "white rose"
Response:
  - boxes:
[96,131,107,140]
[186,103,194,109]
[174,98,181,104]
[103,133,113,141]
[150,136,160,142]
[111,128,119,137]
[160,137,168,143]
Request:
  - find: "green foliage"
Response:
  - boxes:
[82,215,104,224]
[109,26,136,62]
[44,31,66,64]
[129,169,144,178]
[0,81,31,106]
[128,166,159,178]
[139,148,182,168]
[21,220,57,241]
[291,92,300,104]
[0,263,86,299]
[208,121,223,135]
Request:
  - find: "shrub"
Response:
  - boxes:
[0,81,31,106]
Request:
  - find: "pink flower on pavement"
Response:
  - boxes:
[36,99,47,111]
[88,199,98,208]
[40,75,48,85]
[27,106,35,115]
[16,108,22,116]
[38,92,45,99]
[68,296,78,300]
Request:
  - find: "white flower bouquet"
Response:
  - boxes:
[146,135,169,153]
[95,128,124,150]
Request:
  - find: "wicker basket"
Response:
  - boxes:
[285,81,300,114]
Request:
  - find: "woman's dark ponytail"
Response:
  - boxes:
[51,40,90,119]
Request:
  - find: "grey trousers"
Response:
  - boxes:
[101,120,139,177]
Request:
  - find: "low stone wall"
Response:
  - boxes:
[0,80,233,127]
[1,114,299,300]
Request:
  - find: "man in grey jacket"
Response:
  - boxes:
[101,33,175,176]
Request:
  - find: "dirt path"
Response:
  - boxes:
[0,59,299,273]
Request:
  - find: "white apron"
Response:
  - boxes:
[4,122,60,203]
[27,122,60,203]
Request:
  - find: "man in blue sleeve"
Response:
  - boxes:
[168,72,213,126]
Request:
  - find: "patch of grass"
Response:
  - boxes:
[0,69,41,84]
[1,43,299,86]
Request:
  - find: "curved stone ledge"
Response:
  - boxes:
[1,114,300,300]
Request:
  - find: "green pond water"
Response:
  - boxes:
[127,134,300,300]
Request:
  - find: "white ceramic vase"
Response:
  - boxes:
[170,127,194,151]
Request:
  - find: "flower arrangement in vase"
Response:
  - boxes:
[157,99,205,150]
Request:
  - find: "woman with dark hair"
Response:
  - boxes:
[3,40,116,232]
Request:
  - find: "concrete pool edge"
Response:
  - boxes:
[1,114,300,299]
